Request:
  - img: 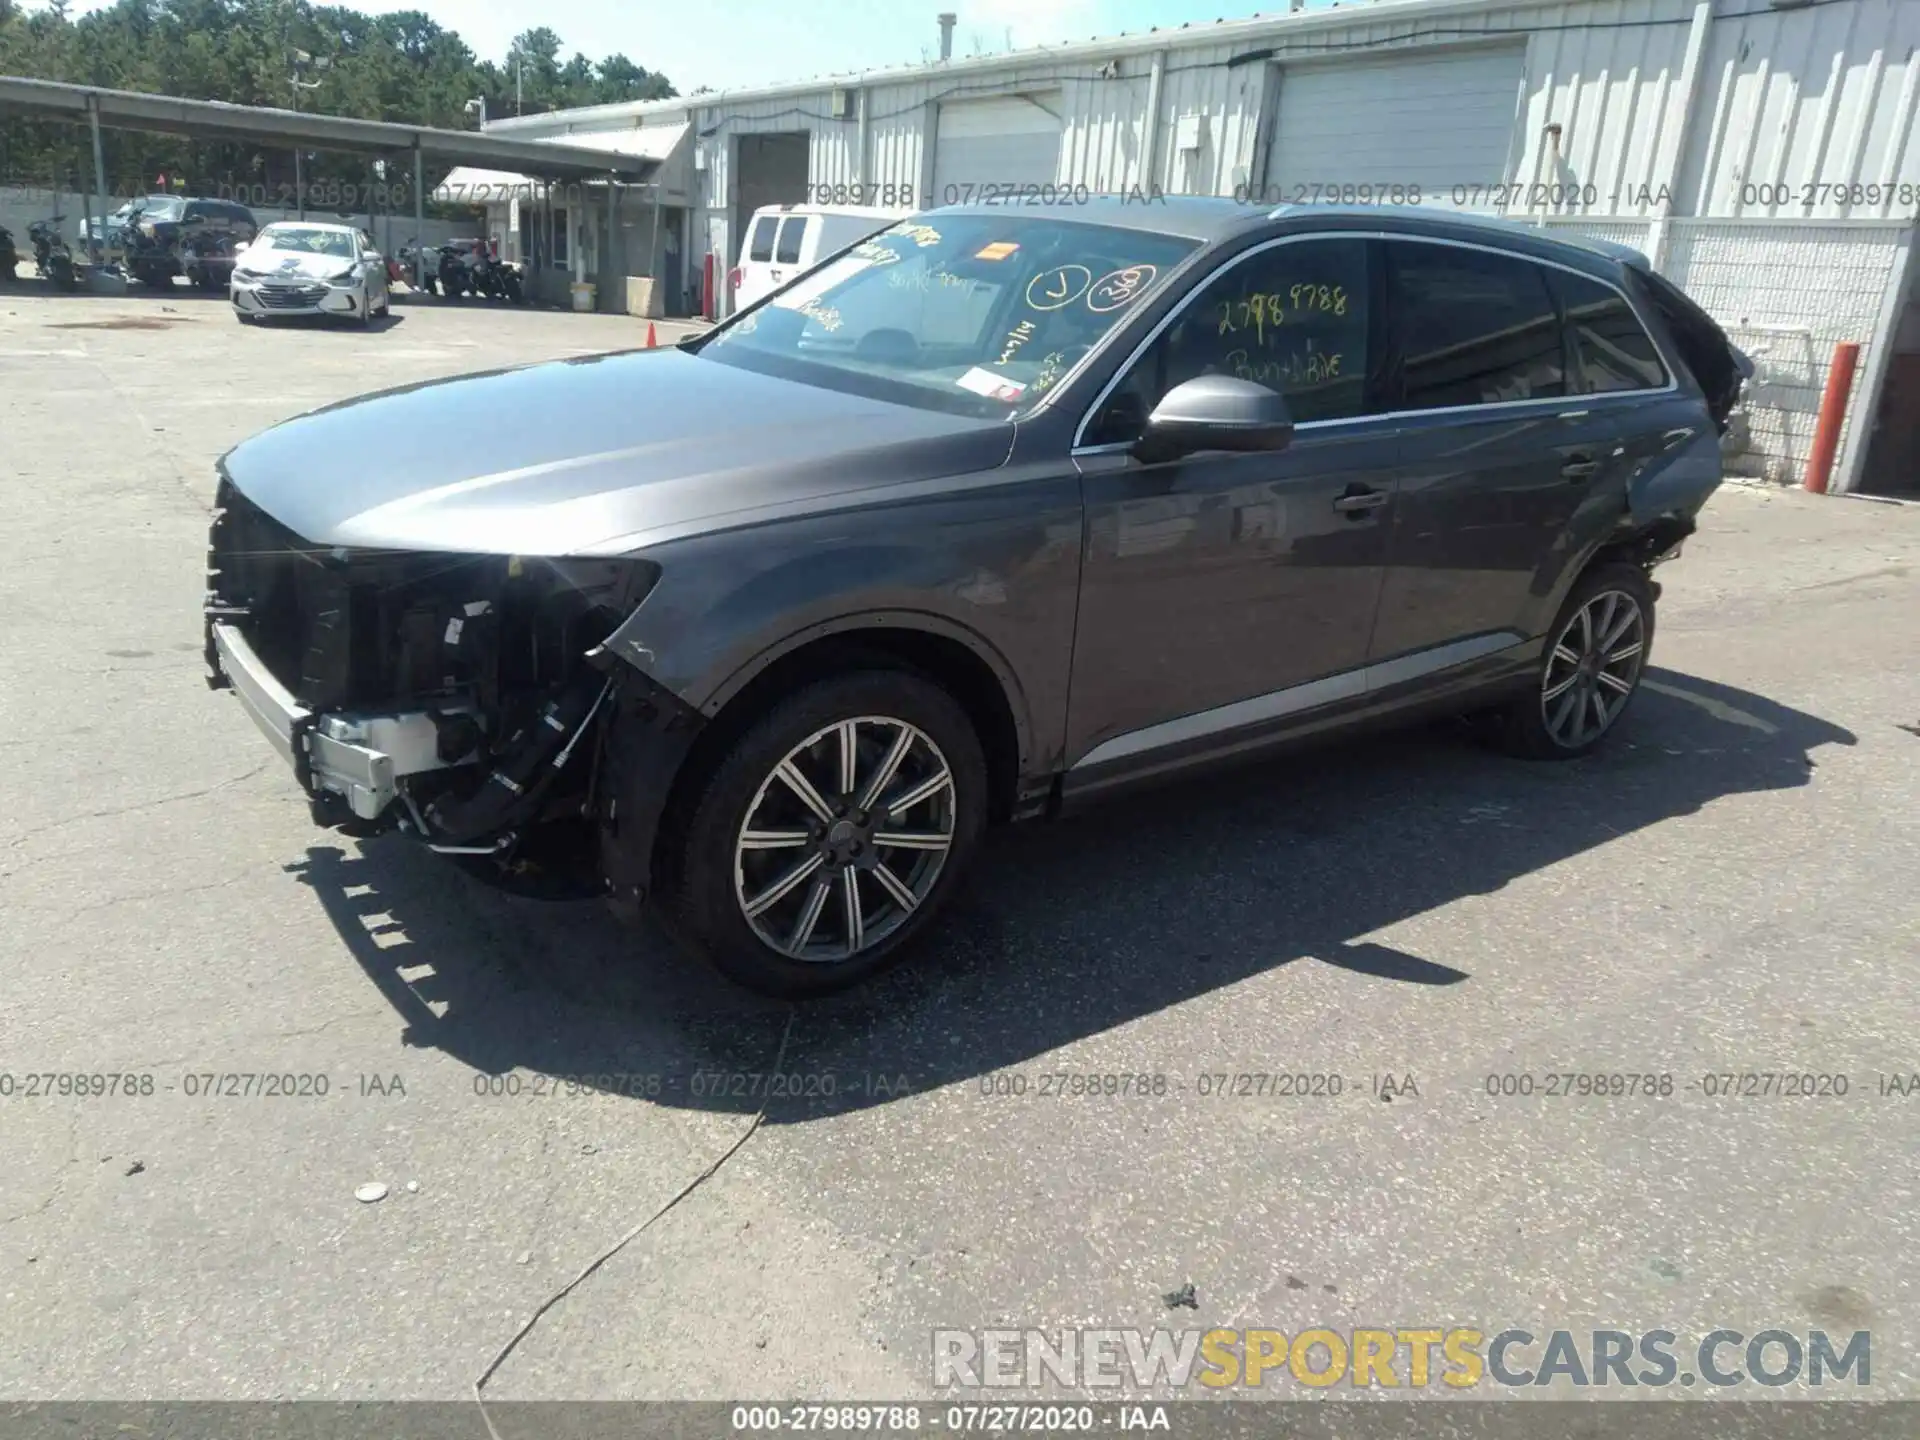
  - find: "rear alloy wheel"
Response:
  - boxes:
[1484,562,1653,759]
[663,672,986,996]
[1541,589,1646,748]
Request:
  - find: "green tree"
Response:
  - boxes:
[0,0,677,201]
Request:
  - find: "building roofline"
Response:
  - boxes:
[0,74,660,180]
[484,0,1557,134]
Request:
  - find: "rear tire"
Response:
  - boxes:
[1482,562,1654,760]
[659,671,988,998]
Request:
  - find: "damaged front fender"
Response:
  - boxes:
[204,476,671,868]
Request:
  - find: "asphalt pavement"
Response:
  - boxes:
[2,278,1917,1416]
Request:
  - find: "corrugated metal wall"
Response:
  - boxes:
[536,0,1918,488]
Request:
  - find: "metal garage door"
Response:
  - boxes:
[932,95,1063,204]
[1264,47,1524,205]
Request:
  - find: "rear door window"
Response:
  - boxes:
[775,216,807,265]
[1388,241,1566,410]
[747,214,778,263]
[1553,270,1668,394]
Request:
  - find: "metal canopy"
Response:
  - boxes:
[0,75,658,181]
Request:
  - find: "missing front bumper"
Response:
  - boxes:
[209,622,470,821]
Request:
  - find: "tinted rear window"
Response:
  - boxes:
[1554,270,1668,393]
[748,215,778,262]
[775,216,807,264]
[1390,241,1565,410]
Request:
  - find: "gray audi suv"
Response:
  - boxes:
[205,198,1749,995]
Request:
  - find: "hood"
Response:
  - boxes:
[219,348,1012,556]
[239,246,355,279]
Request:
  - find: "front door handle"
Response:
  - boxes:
[1560,454,1601,481]
[1332,487,1389,515]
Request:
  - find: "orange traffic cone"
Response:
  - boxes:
[645,322,658,348]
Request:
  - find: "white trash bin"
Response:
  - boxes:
[570,282,596,312]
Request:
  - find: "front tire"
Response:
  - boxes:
[1485,562,1654,759]
[660,671,988,997]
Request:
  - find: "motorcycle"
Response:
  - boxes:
[456,242,523,304]
[497,260,524,304]
[397,238,439,293]
[435,244,471,298]
[180,226,251,291]
[0,225,18,282]
[28,218,79,292]
[468,247,509,301]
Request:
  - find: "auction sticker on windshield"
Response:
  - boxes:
[956,366,1027,402]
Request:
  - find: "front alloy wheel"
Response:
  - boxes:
[1540,589,1646,748]
[734,717,955,963]
[662,671,987,997]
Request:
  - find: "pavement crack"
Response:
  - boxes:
[270,1010,389,1042]
[2,1110,79,1228]
[471,1008,796,1430]
[3,764,269,853]
[61,873,249,918]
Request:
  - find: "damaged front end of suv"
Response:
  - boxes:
[203,475,692,897]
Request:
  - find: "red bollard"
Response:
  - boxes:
[1803,341,1861,494]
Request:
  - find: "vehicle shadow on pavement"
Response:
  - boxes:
[288,666,1853,1118]
[244,312,409,333]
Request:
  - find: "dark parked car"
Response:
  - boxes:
[125,195,258,289]
[204,199,1749,996]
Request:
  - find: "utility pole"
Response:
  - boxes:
[289,47,328,219]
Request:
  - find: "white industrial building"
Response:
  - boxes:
[472,0,1919,496]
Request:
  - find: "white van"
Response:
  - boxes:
[730,204,902,311]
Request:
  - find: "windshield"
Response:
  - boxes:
[257,225,355,258]
[697,213,1200,417]
[138,197,185,221]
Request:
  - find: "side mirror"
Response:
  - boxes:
[1133,375,1296,463]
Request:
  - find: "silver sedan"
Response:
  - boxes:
[231,221,391,327]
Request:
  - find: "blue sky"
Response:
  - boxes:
[42,1,1348,94]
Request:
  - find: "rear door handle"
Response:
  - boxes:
[1332,487,1389,515]
[1560,454,1601,481]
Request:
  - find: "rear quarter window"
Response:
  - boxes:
[1553,270,1668,393]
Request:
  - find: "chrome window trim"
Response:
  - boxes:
[1069,630,1523,772]
[1070,228,1677,454]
